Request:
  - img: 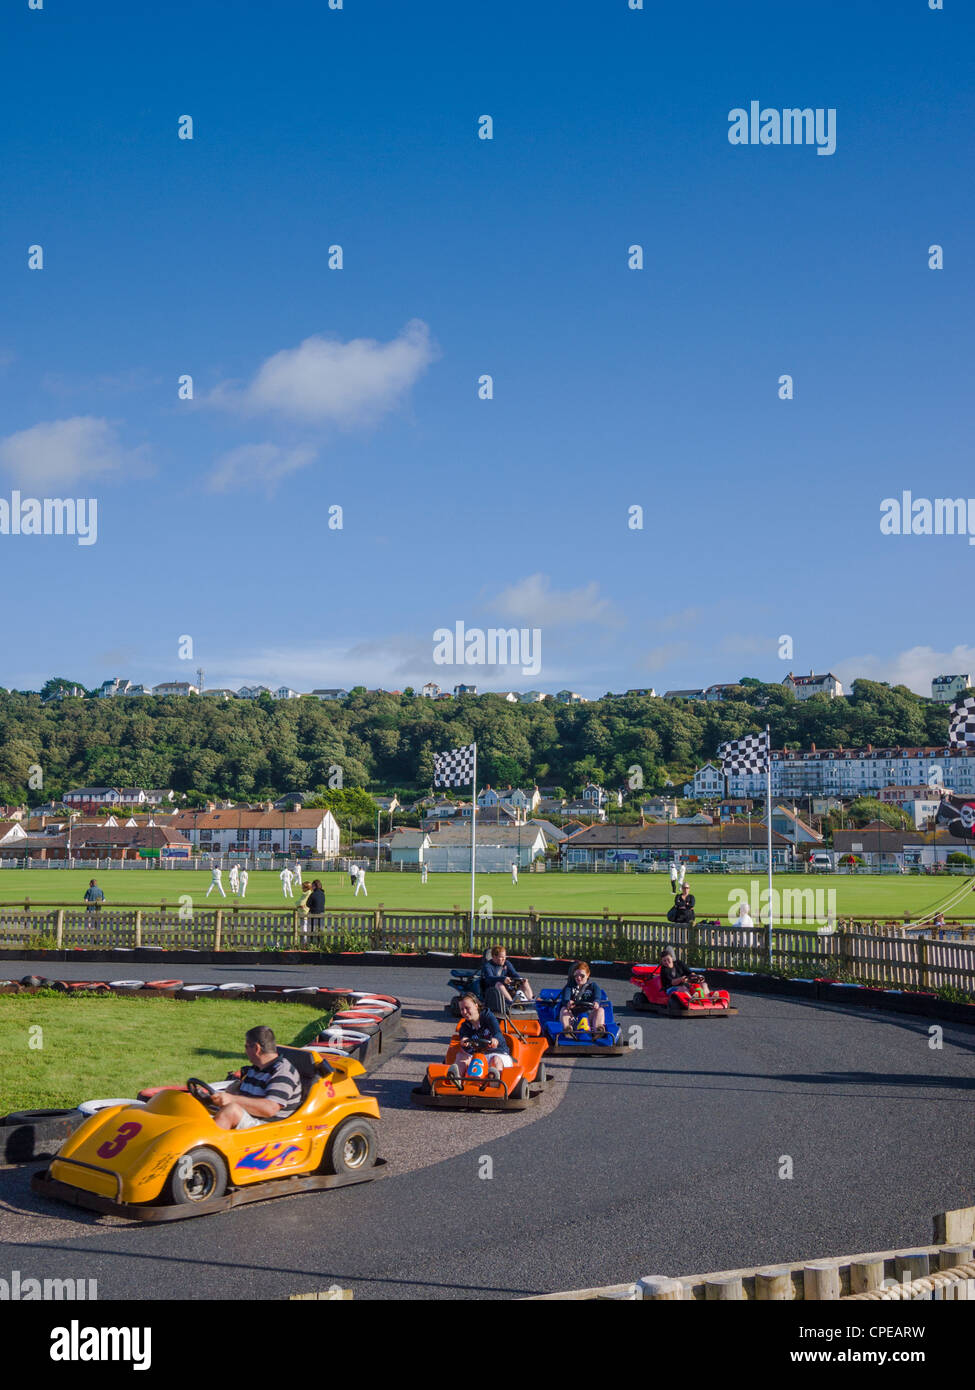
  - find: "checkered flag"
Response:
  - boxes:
[948,696,975,749]
[718,729,769,775]
[433,743,476,787]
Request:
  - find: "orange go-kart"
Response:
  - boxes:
[630,963,737,1018]
[412,1014,549,1111]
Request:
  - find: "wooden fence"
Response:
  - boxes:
[0,904,974,995]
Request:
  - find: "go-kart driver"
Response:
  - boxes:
[478,944,534,1011]
[658,949,707,997]
[447,994,514,1084]
[210,1025,303,1130]
[558,961,607,1038]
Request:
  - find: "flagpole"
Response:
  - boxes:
[469,742,477,951]
[766,723,774,963]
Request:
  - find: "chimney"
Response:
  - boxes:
[293,801,301,812]
[810,743,816,752]
[206,801,216,811]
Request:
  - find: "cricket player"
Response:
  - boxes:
[353,864,368,897]
[206,866,226,898]
[280,866,295,897]
[239,868,248,899]
[511,862,518,885]
[229,864,240,894]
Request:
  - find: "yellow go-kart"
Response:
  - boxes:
[31,1047,383,1222]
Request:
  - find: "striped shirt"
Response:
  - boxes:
[238,1054,302,1119]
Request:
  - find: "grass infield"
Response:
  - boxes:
[1,868,973,922]
[0,994,329,1114]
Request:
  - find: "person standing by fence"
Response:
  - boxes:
[84,879,104,913]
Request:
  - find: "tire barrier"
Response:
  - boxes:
[0,976,404,1165]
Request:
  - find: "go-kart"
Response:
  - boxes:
[445,953,535,1018]
[534,987,627,1056]
[412,1015,549,1111]
[31,1047,383,1222]
[630,963,737,1017]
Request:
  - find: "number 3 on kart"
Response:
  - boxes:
[96,1121,142,1159]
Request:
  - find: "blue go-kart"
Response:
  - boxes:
[535,987,627,1056]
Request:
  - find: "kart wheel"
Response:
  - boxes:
[536,1061,549,1086]
[166,1147,228,1205]
[511,1077,530,1102]
[631,992,648,1011]
[322,1117,377,1176]
[667,996,684,1016]
[416,1075,433,1096]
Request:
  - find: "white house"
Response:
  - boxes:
[170,809,340,856]
[98,678,133,698]
[555,690,587,703]
[311,689,348,701]
[684,762,724,798]
[389,829,431,864]
[783,671,843,701]
[274,687,300,700]
[420,682,441,698]
[453,683,477,696]
[237,686,271,699]
[152,682,199,697]
[931,674,971,703]
[518,691,547,703]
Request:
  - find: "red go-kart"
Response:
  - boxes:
[630,964,737,1018]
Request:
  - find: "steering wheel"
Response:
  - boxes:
[186,1077,217,1106]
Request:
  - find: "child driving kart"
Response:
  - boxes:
[478,944,533,1012]
[558,961,607,1038]
[658,948,709,998]
[447,994,515,1085]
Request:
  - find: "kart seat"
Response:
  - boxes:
[278,1045,334,1109]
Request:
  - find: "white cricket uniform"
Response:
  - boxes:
[421,863,428,884]
[206,867,226,898]
[229,865,240,893]
[353,865,367,897]
[280,868,294,897]
[511,864,518,885]
[239,870,248,899]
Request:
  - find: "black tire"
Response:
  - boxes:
[3,1107,78,1123]
[667,995,684,1017]
[322,1116,377,1176]
[631,992,648,1011]
[511,1077,530,1102]
[416,1075,432,1096]
[449,997,463,1018]
[166,1146,228,1205]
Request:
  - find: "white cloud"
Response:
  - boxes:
[644,642,690,669]
[206,320,437,426]
[0,417,148,488]
[835,645,975,697]
[206,443,317,494]
[486,574,621,628]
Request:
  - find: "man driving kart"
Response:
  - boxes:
[209,1025,303,1130]
[558,961,607,1038]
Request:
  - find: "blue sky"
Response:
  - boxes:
[1,0,972,698]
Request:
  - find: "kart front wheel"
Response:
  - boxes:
[166,1146,228,1205]
[322,1117,377,1175]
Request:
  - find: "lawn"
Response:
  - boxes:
[0,867,972,921]
[0,994,331,1113]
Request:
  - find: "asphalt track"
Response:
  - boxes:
[2,960,974,1300]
